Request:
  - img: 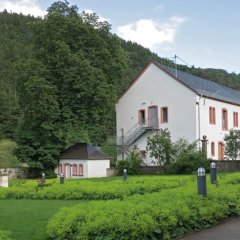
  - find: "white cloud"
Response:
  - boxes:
[117,16,187,50]
[0,0,46,17]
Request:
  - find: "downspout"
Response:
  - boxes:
[198,95,202,151]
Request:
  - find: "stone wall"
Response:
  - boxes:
[106,168,117,177]
[0,168,29,179]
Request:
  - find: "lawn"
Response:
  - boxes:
[0,200,83,240]
[0,173,239,240]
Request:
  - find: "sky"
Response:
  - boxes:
[1,0,240,73]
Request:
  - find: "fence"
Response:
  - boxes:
[138,166,165,175]
[212,160,240,172]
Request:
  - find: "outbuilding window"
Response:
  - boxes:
[79,164,83,176]
[72,165,77,176]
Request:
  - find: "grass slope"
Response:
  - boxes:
[0,200,83,240]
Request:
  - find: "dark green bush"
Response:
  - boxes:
[166,152,210,174]
[116,151,143,175]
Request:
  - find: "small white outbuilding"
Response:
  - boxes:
[55,143,111,178]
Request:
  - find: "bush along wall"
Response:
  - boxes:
[47,174,240,240]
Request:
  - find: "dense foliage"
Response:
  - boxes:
[46,173,240,240]
[0,139,19,168]
[116,150,143,175]
[146,129,172,165]
[0,230,12,240]
[224,129,240,160]
[1,1,240,173]
[166,152,210,174]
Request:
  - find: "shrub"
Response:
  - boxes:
[47,175,240,240]
[224,129,240,160]
[116,151,143,175]
[166,152,210,174]
[0,230,13,240]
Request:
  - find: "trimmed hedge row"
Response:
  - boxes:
[47,174,240,240]
[0,176,184,200]
[0,230,13,240]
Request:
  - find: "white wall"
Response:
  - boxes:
[56,159,88,178]
[198,96,240,159]
[55,159,110,178]
[116,63,197,163]
[88,160,110,178]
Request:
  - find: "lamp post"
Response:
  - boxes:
[210,162,217,184]
[123,169,128,181]
[197,167,207,197]
[60,173,64,184]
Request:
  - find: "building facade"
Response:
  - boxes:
[55,143,110,178]
[116,62,240,164]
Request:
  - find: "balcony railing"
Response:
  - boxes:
[118,118,159,147]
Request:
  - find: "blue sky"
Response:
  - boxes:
[1,0,239,73]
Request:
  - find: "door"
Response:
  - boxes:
[218,142,224,160]
[148,106,158,128]
[65,164,71,178]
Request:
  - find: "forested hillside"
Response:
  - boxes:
[1,1,240,174]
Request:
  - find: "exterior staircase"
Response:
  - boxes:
[124,124,159,147]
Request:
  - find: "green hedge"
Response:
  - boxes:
[47,173,240,240]
[0,230,13,240]
[0,176,183,200]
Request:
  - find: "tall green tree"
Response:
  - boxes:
[146,129,172,166]
[16,66,61,173]
[224,129,240,160]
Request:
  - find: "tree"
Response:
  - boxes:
[0,139,19,168]
[16,73,61,174]
[116,150,143,175]
[46,0,78,17]
[224,129,240,160]
[146,129,172,166]
[171,138,197,162]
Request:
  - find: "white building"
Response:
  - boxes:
[116,62,240,164]
[55,143,110,178]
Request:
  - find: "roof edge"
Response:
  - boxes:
[152,61,198,95]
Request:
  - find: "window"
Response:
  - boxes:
[222,109,228,130]
[58,164,62,174]
[161,107,168,123]
[72,165,77,176]
[139,109,146,126]
[211,142,215,156]
[140,150,146,159]
[79,164,83,176]
[218,142,224,160]
[233,112,238,128]
[209,107,216,124]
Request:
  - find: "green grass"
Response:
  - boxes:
[0,200,83,240]
[1,173,240,240]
